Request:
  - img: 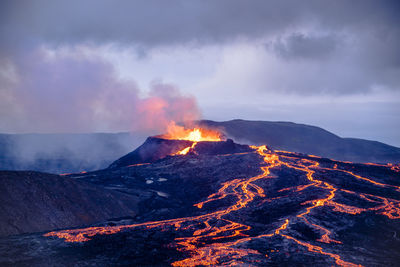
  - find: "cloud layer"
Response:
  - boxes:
[0,0,399,144]
[2,0,398,96]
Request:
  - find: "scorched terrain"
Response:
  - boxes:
[0,128,399,266]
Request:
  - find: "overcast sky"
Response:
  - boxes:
[1,0,399,146]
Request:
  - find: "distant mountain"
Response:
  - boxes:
[0,133,145,174]
[0,120,398,174]
[0,171,139,237]
[198,119,400,163]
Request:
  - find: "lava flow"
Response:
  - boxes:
[44,136,400,266]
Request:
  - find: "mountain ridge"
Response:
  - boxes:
[0,120,398,174]
[197,119,400,163]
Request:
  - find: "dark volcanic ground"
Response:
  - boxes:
[0,171,138,237]
[0,139,400,266]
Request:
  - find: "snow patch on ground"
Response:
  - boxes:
[155,191,169,198]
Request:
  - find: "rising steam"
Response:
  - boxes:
[1,47,200,135]
[133,82,200,135]
[0,47,201,173]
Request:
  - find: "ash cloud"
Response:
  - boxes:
[271,33,339,61]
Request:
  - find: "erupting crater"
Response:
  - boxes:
[159,122,223,142]
[108,124,250,169]
[157,123,224,155]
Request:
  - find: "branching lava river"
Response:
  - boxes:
[44,137,400,266]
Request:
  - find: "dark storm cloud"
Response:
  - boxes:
[1,0,399,83]
[0,0,300,48]
[1,0,398,46]
[271,33,339,60]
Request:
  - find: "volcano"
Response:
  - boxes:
[0,128,399,266]
[108,136,253,169]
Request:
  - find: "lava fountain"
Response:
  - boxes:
[159,122,222,142]
[158,122,223,155]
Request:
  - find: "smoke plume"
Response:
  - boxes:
[1,47,200,135]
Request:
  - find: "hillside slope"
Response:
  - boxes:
[0,171,138,237]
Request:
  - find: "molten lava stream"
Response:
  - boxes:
[44,145,280,265]
[44,142,400,266]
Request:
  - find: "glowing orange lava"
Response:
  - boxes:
[44,145,400,266]
[159,122,222,142]
[174,142,197,155]
[160,122,222,155]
